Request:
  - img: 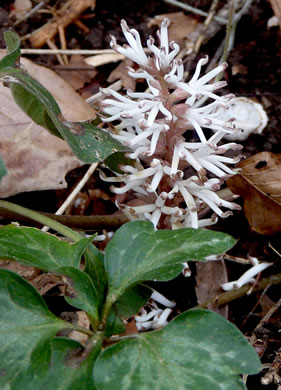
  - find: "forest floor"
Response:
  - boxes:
[0,0,281,388]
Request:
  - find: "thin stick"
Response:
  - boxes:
[196,273,281,309]
[58,25,68,64]
[164,0,228,24]
[86,80,122,105]
[18,48,151,55]
[13,0,46,26]
[224,254,252,265]
[269,242,281,257]
[41,162,98,232]
[0,209,128,230]
[46,38,65,65]
[29,0,95,48]
[184,0,220,80]
[243,296,281,385]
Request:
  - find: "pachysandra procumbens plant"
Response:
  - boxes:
[100,18,243,230]
[0,21,263,390]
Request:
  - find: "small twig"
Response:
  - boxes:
[269,242,281,257]
[240,285,270,328]
[42,162,98,232]
[17,48,151,55]
[86,80,122,105]
[243,296,281,385]
[184,0,220,80]
[164,0,228,24]
[0,208,128,230]
[58,25,68,64]
[217,0,255,70]
[224,254,252,265]
[13,1,46,26]
[29,0,95,48]
[251,296,281,343]
[46,38,65,65]
[196,273,281,309]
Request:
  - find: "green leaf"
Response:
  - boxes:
[105,221,236,299]
[105,307,126,337]
[0,30,128,163]
[2,67,128,162]
[115,285,151,318]
[62,121,128,164]
[104,152,134,174]
[0,225,92,271]
[0,30,20,69]
[9,81,63,138]
[56,266,99,326]
[29,337,101,390]
[0,269,67,389]
[0,156,7,181]
[105,285,151,337]
[84,247,107,314]
[93,309,261,390]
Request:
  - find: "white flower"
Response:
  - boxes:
[110,20,149,67]
[134,290,175,331]
[147,18,180,70]
[221,261,272,291]
[100,19,242,230]
[124,192,184,229]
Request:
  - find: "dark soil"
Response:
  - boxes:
[0,1,281,389]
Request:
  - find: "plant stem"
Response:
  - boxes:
[0,207,128,230]
[0,200,82,242]
[100,294,116,330]
[196,273,281,309]
[70,324,94,337]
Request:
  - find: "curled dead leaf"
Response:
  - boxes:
[147,12,198,48]
[195,260,229,318]
[227,152,281,235]
[0,55,97,197]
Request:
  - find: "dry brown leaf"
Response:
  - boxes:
[195,260,229,318]
[107,58,136,92]
[32,273,63,295]
[19,56,96,121]
[227,152,281,235]
[147,12,198,48]
[57,54,97,91]
[0,259,40,281]
[68,311,90,345]
[85,53,125,67]
[0,55,96,198]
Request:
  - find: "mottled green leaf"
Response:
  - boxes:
[105,285,151,337]
[0,30,20,69]
[0,156,7,181]
[30,337,101,390]
[105,221,236,299]
[56,266,99,326]
[0,225,92,271]
[84,247,107,314]
[104,307,126,337]
[115,285,151,318]
[0,269,67,389]
[94,309,261,390]
[0,30,128,163]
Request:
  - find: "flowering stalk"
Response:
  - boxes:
[100,19,243,230]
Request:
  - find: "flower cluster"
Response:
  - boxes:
[100,19,243,230]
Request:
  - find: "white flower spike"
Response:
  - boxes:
[100,19,245,230]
